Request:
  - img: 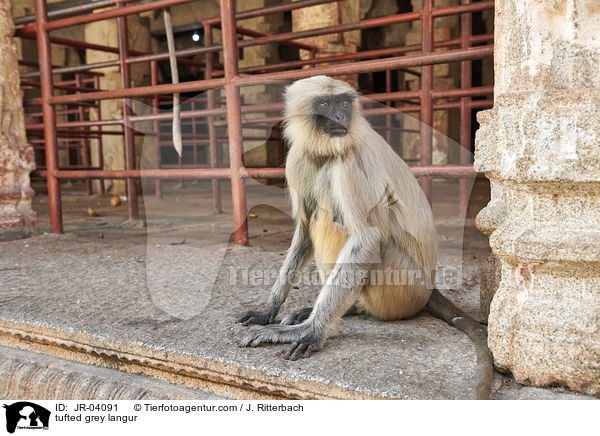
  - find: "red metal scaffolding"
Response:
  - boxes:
[17,0,494,245]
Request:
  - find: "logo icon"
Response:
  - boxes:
[2,402,50,434]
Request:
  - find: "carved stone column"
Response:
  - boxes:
[0,1,37,241]
[475,0,600,396]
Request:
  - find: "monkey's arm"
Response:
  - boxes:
[236,221,313,326]
[239,229,379,359]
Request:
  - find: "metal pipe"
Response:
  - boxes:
[49,47,491,106]
[93,75,105,194]
[419,0,434,203]
[76,74,93,194]
[33,165,478,180]
[220,0,249,246]
[50,77,226,104]
[234,46,493,86]
[459,0,473,218]
[203,0,340,25]
[20,0,199,32]
[117,1,139,220]
[223,25,316,52]
[15,0,119,26]
[34,0,62,233]
[151,61,162,198]
[204,22,222,213]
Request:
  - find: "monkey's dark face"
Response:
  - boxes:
[312,93,354,137]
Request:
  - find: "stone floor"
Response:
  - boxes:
[0,179,592,399]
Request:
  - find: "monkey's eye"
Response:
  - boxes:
[319,101,329,109]
[342,100,350,109]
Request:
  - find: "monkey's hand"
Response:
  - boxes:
[238,323,323,360]
[236,309,276,326]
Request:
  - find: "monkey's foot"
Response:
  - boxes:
[238,324,322,360]
[280,307,312,325]
[235,309,275,326]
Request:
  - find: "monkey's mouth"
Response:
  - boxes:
[327,127,348,137]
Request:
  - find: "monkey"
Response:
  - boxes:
[236,75,493,400]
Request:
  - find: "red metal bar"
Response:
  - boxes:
[49,77,226,104]
[76,74,93,194]
[459,0,473,218]
[204,23,222,214]
[49,47,492,105]
[117,1,139,220]
[203,0,340,25]
[151,60,162,199]
[15,0,120,26]
[234,46,493,86]
[432,1,494,17]
[385,69,392,144]
[419,0,434,203]
[221,0,248,246]
[34,165,477,180]
[239,33,493,74]
[124,5,491,71]
[20,0,199,33]
[93,76,105,194]
[227,25,316,52]
[34,0,62,233]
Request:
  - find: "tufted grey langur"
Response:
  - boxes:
[236,76,493,399]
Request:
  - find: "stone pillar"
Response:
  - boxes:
[475,0,600,396]
[0,1,37,241]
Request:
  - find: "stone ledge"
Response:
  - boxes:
[0,233,594,400]
[0,320,375,400]
[0,344,222,400]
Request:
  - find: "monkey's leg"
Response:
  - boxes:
[239,231,378,360]
[236,222,313,326]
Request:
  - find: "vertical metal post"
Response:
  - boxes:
[151,60,162,198]
[76,73,93,194]
[35,0,63,233]
[117,1,139,219]
[204,22,222,213]
[93,75,105,194]
[385,69,392,144]
[419,0,434,204]
[220,0,249,245]
[459,0,472,218]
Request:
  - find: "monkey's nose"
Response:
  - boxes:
[334,112,345,123]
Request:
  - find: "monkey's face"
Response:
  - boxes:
[312,93,354,137]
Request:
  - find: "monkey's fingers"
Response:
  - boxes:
[284,341,320,360]
[236,310,273,326]
[238,330,263,347]
[238,325,281,347]
[280,307,313,325]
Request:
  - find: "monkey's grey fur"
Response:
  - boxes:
[237,76,493,399]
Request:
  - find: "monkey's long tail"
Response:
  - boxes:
[426,289,494,400]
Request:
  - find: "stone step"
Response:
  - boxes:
[0,344,222,400]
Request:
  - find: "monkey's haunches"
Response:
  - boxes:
[311,206,431,320]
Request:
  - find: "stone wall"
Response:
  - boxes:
[0,1,37,240]
[475,0,600,396]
